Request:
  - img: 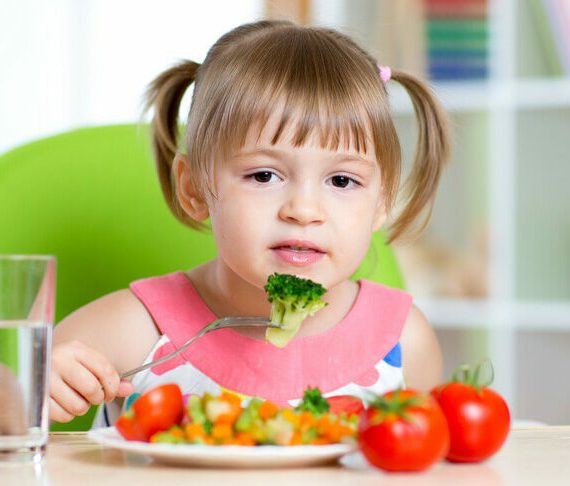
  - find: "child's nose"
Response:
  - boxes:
[278,185,325,225]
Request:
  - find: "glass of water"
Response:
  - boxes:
[0,255,56,462]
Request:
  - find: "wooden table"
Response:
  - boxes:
[2,427,570,485]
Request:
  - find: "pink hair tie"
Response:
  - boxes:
[377,64,391,83]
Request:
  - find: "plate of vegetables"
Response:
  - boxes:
[88,385,359,468]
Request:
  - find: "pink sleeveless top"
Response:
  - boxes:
[94,272,412,427]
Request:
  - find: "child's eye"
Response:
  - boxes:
[246,171,278,183]
[330,175,360,188]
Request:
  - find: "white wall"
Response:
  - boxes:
[0,0,262,153]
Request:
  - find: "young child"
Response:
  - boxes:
[49,20,450,426]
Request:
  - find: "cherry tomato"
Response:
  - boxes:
[358,389,449,472]
[327,395,364,416]
[431,363,510,463]
[115,413,147,442]
[115,383,184,442]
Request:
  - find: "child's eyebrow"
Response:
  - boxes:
[235,147,375,167]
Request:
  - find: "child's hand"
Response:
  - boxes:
[49,340,134,422]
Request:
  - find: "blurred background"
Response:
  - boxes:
[2,0,569,424]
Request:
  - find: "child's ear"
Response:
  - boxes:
[173,154,209,221]
[372,196,387,232]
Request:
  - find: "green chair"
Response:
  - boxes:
[0,124,404,430]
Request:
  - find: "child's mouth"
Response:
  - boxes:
[271,242,325,266]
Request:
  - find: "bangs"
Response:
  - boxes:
[226,41,385,158]
[235,84,374,157]
[187,24,399,200]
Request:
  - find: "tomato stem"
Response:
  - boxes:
[451,359,494,391]
[369,389,422,422]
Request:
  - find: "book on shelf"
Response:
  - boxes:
[370,0,490,81]
[424,0,489,81]
[529,0,570,74]
[425,0,487,18]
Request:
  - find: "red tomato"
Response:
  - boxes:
[431,381,510,463]
[358,389,449,472]
[115,414,147,442]
[327,395,364,416]
[115,383,184,442]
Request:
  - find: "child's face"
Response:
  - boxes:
[203,113,386,292]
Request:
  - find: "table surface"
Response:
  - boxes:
[3,427,570,486]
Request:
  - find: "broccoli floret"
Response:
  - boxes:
[295,387,330,416]
[264,273,327,347]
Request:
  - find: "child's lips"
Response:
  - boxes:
[271,243,326,266]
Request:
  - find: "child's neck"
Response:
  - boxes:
[185,260,359,340]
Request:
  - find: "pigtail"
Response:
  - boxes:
[388,70,451,243]
[143,60,201,227]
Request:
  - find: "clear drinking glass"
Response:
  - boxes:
[0,255,56,462]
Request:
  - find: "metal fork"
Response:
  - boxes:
[120,317,276,379]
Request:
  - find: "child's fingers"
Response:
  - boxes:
[52,340,122,402]
[49,374,92,418]
[63,341,122,402]
[58,362,106,405]
[117,380,135,398]
[49,397,75,423]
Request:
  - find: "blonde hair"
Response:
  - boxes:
[144,20,450,243]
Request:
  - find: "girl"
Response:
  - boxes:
[50,20,450,425]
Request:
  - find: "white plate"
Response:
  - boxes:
[88,427,355,468]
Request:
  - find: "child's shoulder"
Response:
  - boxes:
[58,287,154,329]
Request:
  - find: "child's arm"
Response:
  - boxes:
[50,289,160,422]
[399,305,443,391]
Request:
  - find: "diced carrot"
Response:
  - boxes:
[323,422,343,442]
[170,427,185,439]
[215,412,238,425]
[259,401,279,420]
[316,415,332,434]
[212,423,233,441]
[184,423,207,441]
[235,431,256,446]
[299,411,317,431]
[220,391,242,408]
[339,424,356,438]
[288,431,302,446]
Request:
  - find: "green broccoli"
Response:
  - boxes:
[295,387,330,416]
[264,273,327,347]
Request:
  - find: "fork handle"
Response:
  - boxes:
[119,326,210,379]
[119,317,272,379]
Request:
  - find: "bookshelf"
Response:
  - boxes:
[406,0,570,424]
[306,0,570,423]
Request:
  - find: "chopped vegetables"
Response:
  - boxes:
[121,385,359,446]
[264,273,328,347]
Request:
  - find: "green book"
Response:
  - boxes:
[428,37,488,51]
[427,19,488,41]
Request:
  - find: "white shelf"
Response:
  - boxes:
[515,301,570,330]
[416,298,493,329]
[389,78,570,114]
[515,78,570,109]
[417,298,570,331]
